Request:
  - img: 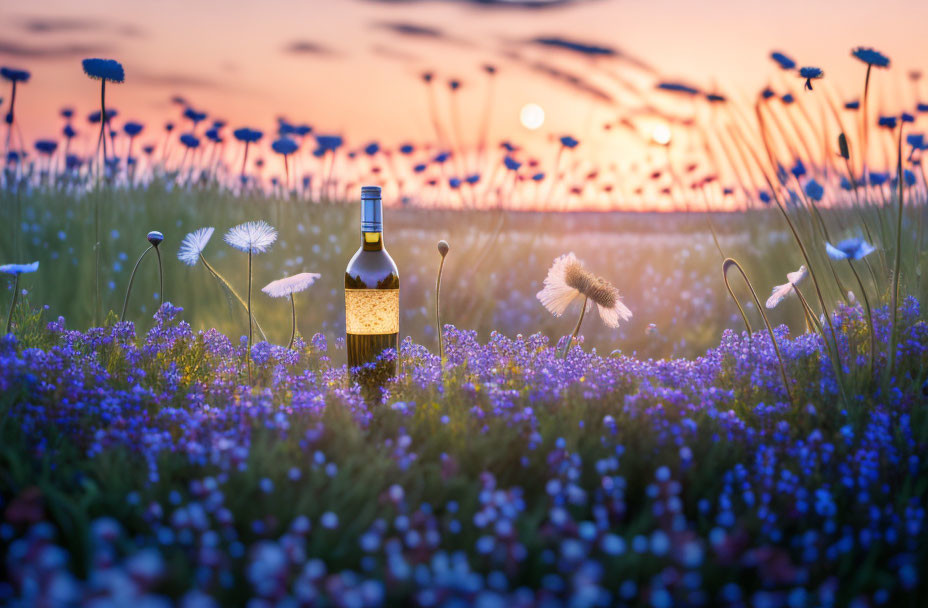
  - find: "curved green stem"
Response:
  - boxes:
[723,258,793,403]
[121,245,153,322]
[6,274,20,334]
[288,293,296,349]
[155,246,163,311]
[561,295,589,359]
[889,123,904,376]
[198,254,268,341]
[436,254,446,361]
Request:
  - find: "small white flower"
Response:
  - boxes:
[766,265,808,309]
[224,221,278,254]
[536,252,631,329]
[0,261,39,275]
[262,273,321,298]
[178,227,215,266]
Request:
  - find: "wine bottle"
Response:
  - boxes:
[345,186,400,380]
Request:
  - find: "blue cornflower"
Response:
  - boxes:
[771,51,796,70]
[761,87,776,100]
[901,112,915,123]
[532,172,545,182]
[465,173,480,185]
[918,103,928,113]
[433,151,450,163]
[758,190,771,204]
[852,47,890,68]
[840,176,853,191]
[183,107,207,125]
[503,156,521,171]
[34,140,57,155]
[179,133,200,149]
[878,116,897,129]
[560,135,579,149]
[315,134,343,151]
[799,66,824,91]
[449,177,461,189]
[781,93,795,105]
[63,124,76,139]
[293,124,311,137]
[413,163,427,173]
[364,142,380,156]
[60,107,74,119]
[81,58,125,83]
[399,143,415,155]
[233,127,263,143]
[791,159,807,179]
[845,100,860,110]
[869,171,888,186]
[271,136,298,155]
[904,169,916,187]
[1,67,31,82]
[706,92,727,103]
[123,122,144,137]
[448,79,461,91]
[826,238,876,261]
[205,127,221,143]
[804,179,824,202]
[0,261,38,274]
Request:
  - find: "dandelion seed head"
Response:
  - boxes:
[536,253,631,328]
[81,58,125,83]
[224,221,278,254]
[262,273,321,298]
[178,227,214,266]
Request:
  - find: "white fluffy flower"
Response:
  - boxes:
[0,261,39,274]
[536,252,631,329]
[766,265,808,309]
[177,227,215,266]
[224,221,278,254]
[262,273,321,298]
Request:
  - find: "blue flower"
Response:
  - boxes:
[918,103,928,113]
[532,172,545,182]
[758,190,771,204]
[791,159,807,179]
[465,173,480,185]
[799,66,824,91]
[0,261,39,274]
[123,121,144,137]
[901,112,915,123]
[845,100,860,110]
[878,116,898,129]
[826,238,876,261]
[233,127,263,143]
[315,134,343,151]
[706,93,727,103]
[147,231,164,247]
[448,79,461,91]
[34,140,57,155]
[559,135,579,149]
[179,133,200,149]
[840,176,853,191]
[399,143,415,155]
[771,51,796,70]
[781,93,795,105]
[364,142,380,156]
[869,171,888,186]
[0,67,31,82]
[413,163,427,173]
[449,177,461,189]
[81,58,125,83]
[271,136,298,155]
[852,47,890,68]
[503,156,521,171]
[804,179,824,202]
[205,127,221,143]
[183,107,207,124]
[60,107,74,119]
[761,87,776,100]
[532,37,616,57]
[433,151,450,163]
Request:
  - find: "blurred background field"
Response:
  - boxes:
[2,183,908,360]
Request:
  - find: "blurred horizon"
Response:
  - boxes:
[3,0,928,210]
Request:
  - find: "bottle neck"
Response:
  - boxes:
[362,230,384,251]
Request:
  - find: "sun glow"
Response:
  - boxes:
[520,103,545,130]
[652,123,672,145]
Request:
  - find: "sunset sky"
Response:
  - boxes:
[2,0,928,208]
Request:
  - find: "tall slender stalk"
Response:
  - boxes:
[889,122,904,375]
[154,245,163,311]
[198,254,267,341]
[121,245,153,322]
[6,274,20,334]
[722,258,793,403]
[561,295,589,359]
[846,260,875,377]
[436,241,449,361]
[288,293,296,349]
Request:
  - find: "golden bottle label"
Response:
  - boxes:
[345,289,399,335]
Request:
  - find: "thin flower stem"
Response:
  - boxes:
[561,295,589,359]
[121,245,153,322]
[247,250,253,348]
[6,274,20,334]
[197,254,268,341]
[722,267,753,335]
[889,122,904,375]
[436,254,446,361]
[155,246,163,311]
[288,293,296,349]
[794,284,824,337]
[723,258,794,404]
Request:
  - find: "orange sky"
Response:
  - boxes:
[3,0,928,209]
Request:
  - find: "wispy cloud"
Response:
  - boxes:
[0,40,112,59]
[282,40,336,56]
[132,70,230,91]
[13,15,145,37]
[372,20,471,47]
[363,0,594,8]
